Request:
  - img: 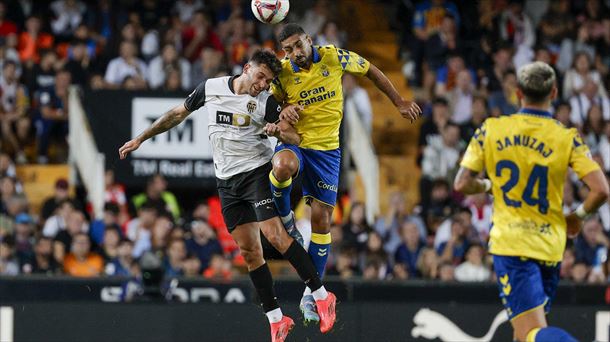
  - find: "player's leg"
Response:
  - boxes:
[269,145,302,237]
[298,148,341,324]
[493,256,577,342]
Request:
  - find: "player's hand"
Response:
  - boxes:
[279,105,303,125]
[396,99,422,122]
[118,138,142,159]
[565,212,582,238]
[263,123,280,137]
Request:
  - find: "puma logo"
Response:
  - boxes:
[411,308,508,342]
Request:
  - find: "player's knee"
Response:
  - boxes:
[240,245,264,266]
[272,154,297,181]
[266,230,290,254]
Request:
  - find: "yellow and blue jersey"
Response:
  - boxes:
[461,108,600,262]
[270,45,370,151]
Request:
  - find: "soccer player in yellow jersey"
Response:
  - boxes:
[454,61,609,342]
[266,24,421,324]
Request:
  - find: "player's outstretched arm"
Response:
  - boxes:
[365,63,422,121]
[118,104,191,159]
[565,169,609,237]
[453,166,492,195]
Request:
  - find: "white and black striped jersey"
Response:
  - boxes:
[184,75,281,180]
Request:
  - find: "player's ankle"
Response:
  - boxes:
[311,286,328,301]
[266,308,283,324]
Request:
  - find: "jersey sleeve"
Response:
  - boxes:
[270,77,287,103]
[264,94,282,123]
[184,81,206,112]
[568,129,600,179]
[460,121,487,173]
[335,47,370,76]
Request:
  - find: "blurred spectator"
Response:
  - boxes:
[394,221,424,278]
[183,254,202,278]
[424,14,458,75]
[25,49,58,93]
[466,193,492,242]
[341,202,371,253]
[162,68,182,91]
[459,95,488,143]
[496,0,535,49]
[0,235,19,275]
[326,247,358,279]
[23,236,60,275]
[148,43,191,90]
[343,74,372,134]
[300,0,331,37]
[49,0,87,40]
[563,52,607,100]
[434,54,469,96]
[125,201,158,258]
[186,220,222,271]
[438,262,455,282]
[0,152,16,178]
[574,218,608,278]
[40,178,71,221]
[583,105,606,151]
[163,237,186,278]
[104,169,128,220]
[418,97,449,149]
[483,45,513,93]
[454,244,490,282]
[437,217,471,265]
[174,0,204,24]
[17,15,54,64]
[0,60,29,162]
[316,21,344,47]
[64,40,91,87]
[53,209,87,263]
[359,231,388,279]
[569,80,610,129]
[553,101,572,128]
[63,232,104,277]
[182,11,224,62]
[35,69,71,164]
[421,122,462,186]
[416,247,439,280]
[42,198,73,237]
[89,202,120,246]
[99,227,121,261]
[375,191,426,255]
[488,69,519,116]
[13,212,34,260]
[599,122,610,173]
[0,1,17,38]
[105,237,135,277]
[132,174,181,220]
[190,47,224,87]
[203,253,234,281]
[0,194,28,236]
[571,262,589,283]
[560,248,576,279]
[424,179,455,232]
[447,69,475,124]
[537,0,573,50]
[0,175,17,213]
[104,41,148,89]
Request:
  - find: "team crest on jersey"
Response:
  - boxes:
[357,57,366,68]
[247,100,257,114]
[293,77,302,84]
[321,69,330,77]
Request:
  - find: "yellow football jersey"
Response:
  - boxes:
[271,45,370,150]
[461,108,600,262]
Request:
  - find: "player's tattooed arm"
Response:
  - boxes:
[365,63,422,121]
[119,104,190,159]
[453,166,491,195]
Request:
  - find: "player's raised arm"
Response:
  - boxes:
[365,63,422,121]
[118,103,191,159]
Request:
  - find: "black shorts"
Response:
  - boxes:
[217,162,278,232]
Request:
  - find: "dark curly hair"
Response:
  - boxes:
[250,49,282,77]
[278,23,306,43]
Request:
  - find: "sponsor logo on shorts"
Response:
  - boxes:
[255,198,273,208]
[317,181,338,192]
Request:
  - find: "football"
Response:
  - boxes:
[251,0,289,24]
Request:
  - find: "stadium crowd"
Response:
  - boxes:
[0,0,609,286]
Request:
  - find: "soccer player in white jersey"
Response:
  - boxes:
[119,50,336,342]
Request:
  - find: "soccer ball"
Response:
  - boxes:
[251,0,289,24]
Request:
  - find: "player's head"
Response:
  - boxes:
[516,61,557,107]
[278,23,312,69]
[242,49,282,97]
